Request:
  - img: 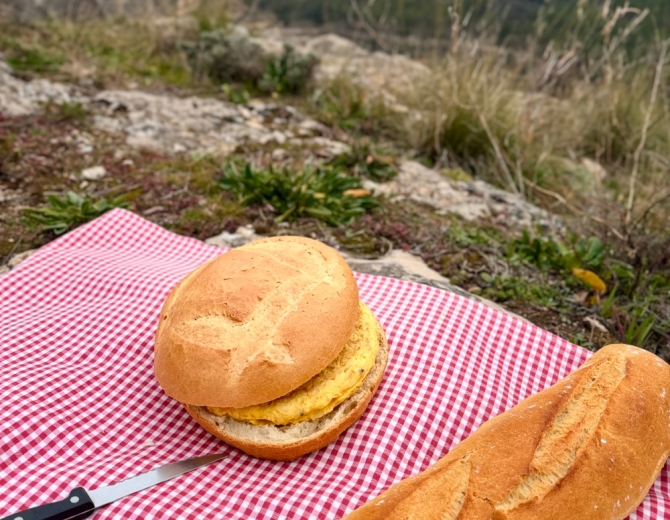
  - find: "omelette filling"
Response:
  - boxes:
[207,302,380,426]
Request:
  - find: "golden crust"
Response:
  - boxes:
[185,321,388,461]
[344,344,670,520]
[154,236,359,408]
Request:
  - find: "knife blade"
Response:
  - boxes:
[1,452,228,520]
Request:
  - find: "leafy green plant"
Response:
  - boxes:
[219,162,377,226]
[22,191,128,235]
[258,45,318,95]
[330,141,397,182]
[509,231,572,271]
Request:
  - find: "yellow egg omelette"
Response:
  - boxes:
[207,302,381,426]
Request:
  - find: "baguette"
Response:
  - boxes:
[343,344,670,520]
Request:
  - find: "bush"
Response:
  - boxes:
[182,30,318,94]
[219,162,377,226]
[181,28,267,85]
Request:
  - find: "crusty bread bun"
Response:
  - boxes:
[154,236,388,460]
[343,344,670,520]
[185,320,388,461]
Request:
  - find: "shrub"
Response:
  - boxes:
[182,30,318,94]
[181,28,267,85]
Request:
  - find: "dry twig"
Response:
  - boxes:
[625,40,669,227]
[478,112,520,196]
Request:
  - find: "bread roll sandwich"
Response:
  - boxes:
[154,236,388,461]
[343,344,670,520]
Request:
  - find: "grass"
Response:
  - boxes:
[0,17,203,88]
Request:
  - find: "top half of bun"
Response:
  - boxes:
[154,236,360,409]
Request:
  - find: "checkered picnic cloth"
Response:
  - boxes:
[1,209,668,519]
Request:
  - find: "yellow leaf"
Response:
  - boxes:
[343,189,371,198]
[572,268,607,294]
[313,192,326,199]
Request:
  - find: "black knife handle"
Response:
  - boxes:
[1,488,95,520]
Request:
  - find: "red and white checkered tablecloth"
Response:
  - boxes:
[1,209,668,519]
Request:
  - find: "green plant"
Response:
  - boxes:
[221,84,251,104]
[509,231,571,272]
[310,78,380,132]
[22,191,128,235]
[219,162,378,226]
[480,272,563,308]
[330,141,397,182]
[258,45,319,95]
[181,28,267,85]
[44,101,90,123]
[4,42,63,73]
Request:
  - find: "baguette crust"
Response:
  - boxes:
[154,236,359,409]
[344,344,670,520]
[185,320,388,461]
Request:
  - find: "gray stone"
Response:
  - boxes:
[365,160,561,230]
[81,165,106,180]
[205,225,262,248]
[0,249,36,276]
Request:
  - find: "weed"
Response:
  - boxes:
[22,192,128,235]
[219,162,378,226]
[330,141,397,182]
[3,41,63,74]
[44,101,90,124]
[257,45,319,95]
[221,84,251,105]
[310,77,388,133]
[480,272,564,308]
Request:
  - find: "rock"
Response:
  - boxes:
[584,316,608,333]
[81,165,106,180]
[364,160,561,230]
[0,60,84,116]
[205,225,262,248]
[309,137,351,157]
[274,32,431,109]
[0,249,36,276]
[343,248,527,322]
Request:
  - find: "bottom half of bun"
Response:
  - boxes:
[184,321,388,461]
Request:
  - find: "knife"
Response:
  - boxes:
[1,452,228,520]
